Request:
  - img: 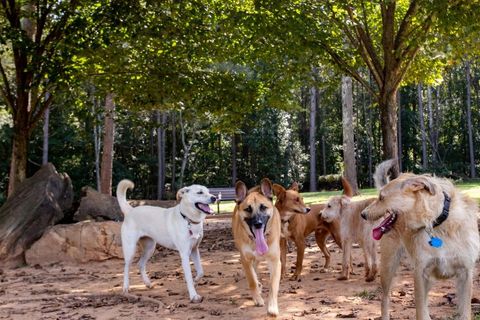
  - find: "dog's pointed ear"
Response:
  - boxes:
[176,187,189,201]
[273,183,286,196]
[260,178,273,199]
[402,176,436,195]
[289,181,299,191]
[235,181,247,204]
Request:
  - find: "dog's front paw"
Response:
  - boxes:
[191,294,203,303]
[253,293,265,307]
[267,305,279,317]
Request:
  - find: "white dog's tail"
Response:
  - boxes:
[373,159,398,190]
[116,179,134,215]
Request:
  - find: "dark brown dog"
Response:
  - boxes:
[273,182,343,280]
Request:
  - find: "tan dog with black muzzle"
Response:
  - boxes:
[232,178,281,317]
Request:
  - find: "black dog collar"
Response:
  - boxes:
[432,192,450,228]
[180,211,201,225]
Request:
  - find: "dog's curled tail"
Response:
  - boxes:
[117,179,134,215]
[373,159,398,190]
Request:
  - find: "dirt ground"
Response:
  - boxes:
[1,215,480,320]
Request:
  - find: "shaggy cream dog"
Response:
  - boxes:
[361,160,480,320]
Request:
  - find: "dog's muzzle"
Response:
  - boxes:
[244,214,270,237]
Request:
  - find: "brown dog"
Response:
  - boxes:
[361,160,480,320]
[232,178,281,317]
[273,182,342,280]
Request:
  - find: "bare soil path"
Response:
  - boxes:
[0,216,479,320]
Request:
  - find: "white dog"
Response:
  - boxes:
[117,179,216,303]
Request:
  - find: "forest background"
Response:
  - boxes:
[1,0,480,205]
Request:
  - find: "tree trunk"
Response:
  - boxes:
[157,111,167,200]
[427,86,437,165]
[92,97,102,191]
[231,135,237,186]
[378,87,400,177]
[178,111,196,188]
[341,76,359,195]
[397,90,402,172]
[465,61,476,178]
[42,102,50,165]
[8,121,29,197]
[417,83,428,170]
[100,93,115,195]
[171,111,177,192]
[309,85,317,192]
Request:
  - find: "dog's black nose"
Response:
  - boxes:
[211,196,217,203]
[253,222,263,229]
[361,211,368,220]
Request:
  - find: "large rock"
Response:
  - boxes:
[73,187,178,222]
[0,163,73,267]
[73,186,124,222]
[25,221,123,265]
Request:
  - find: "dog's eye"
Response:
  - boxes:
[259,204,267,211]
[197,191,204,194]
[244,206,253,213]
[379,194,384,201]
[327,204,331,208]
[296,197,300,203]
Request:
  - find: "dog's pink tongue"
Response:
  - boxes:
[372,214,394,240]
[253,228,268,255]
[198,203,214,214]
[372,226,384,241]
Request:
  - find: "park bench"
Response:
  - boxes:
[208,187,236,214]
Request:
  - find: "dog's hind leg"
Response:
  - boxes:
[280,237,288,278]
[338,238,352,280]
[380,236,404,320]
[180,250,202,303]
[292,237,306,280]
[190,246,204,282]
[364,241,378,282]
[138,237,156,289]
[315,229,331,268]
[455,268,473,320]
[240,256,264,307]
[121,230,139,294]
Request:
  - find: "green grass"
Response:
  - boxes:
[214,180,480,215]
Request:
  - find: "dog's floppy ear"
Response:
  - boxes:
[260,178,273,199]
[176,187,189,201]
[235,181,247,203]
[289,182,299,191]
[402,176,436,195]
[340,195,351,207]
